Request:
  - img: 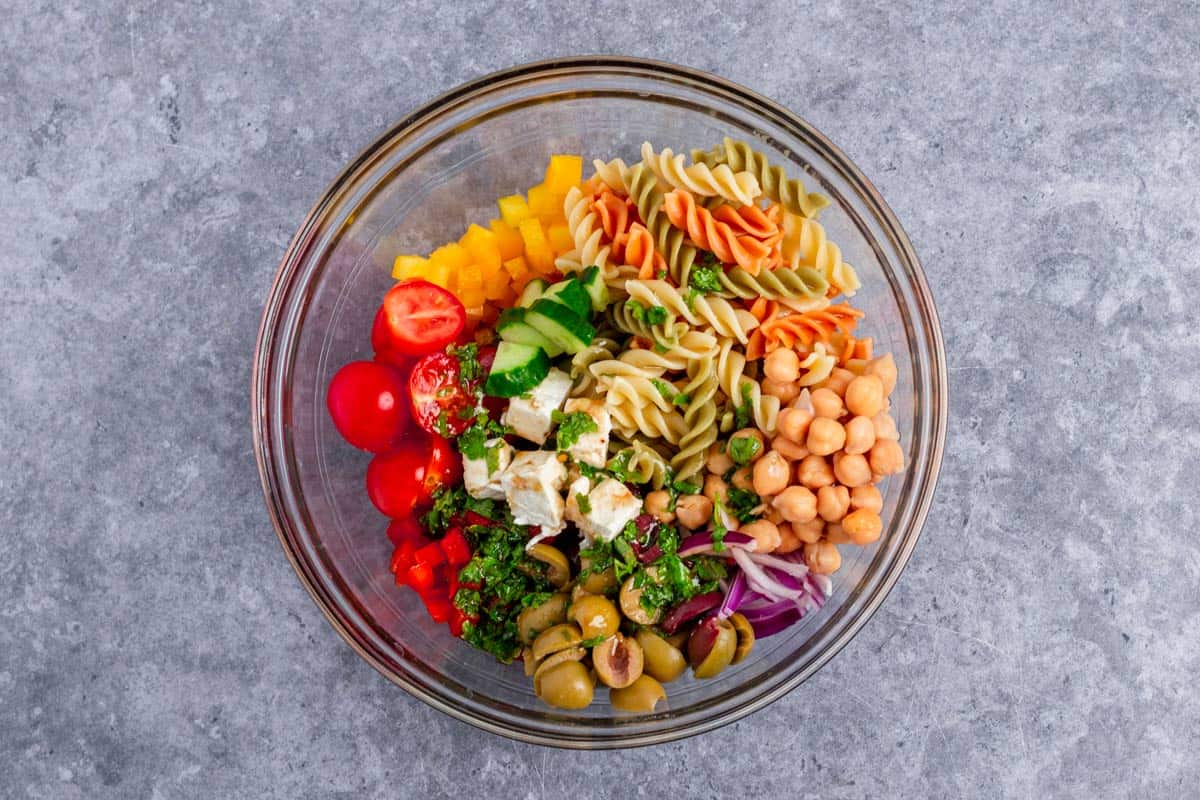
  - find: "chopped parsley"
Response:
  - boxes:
[579,461,608,481]
[652,378,690,408]
[552,409,598,452]
[449,342,482,384]
[634,552,728,612]
[613,537,639,580]
[457,413,509,476]
[727,435,762,465]
[688,263,723,293]
[422,485,497,536]
[580,635,608,649]
[727,487,762,523]
[627,299,670,326]
[733,383,754,429]
[606,449,634,482]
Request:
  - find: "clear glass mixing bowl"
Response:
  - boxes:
[252,57,947,748]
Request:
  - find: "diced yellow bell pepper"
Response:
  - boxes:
[424,260,451,289]
[484,267,510,300]
[460,286,487,309]
[489,219,525,261]
[392,255,428,281]
[502,255,529,279]
[517,220,554,274]
[544,155,583,194]
[459,263,484,290]
[460,224,501,273]
[497,194,532,228]
[526,183,554,220]
[429,243,471,271]
[546,222,573,254]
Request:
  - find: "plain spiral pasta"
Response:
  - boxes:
[640,141,762,206]
[693,137,829,220]
[624,279,760,344]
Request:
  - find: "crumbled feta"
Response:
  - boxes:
[502,450,567,534]
[462,437,512,501]
[565,477,642,543]
[560,398,611,468]
[502,368,572,445]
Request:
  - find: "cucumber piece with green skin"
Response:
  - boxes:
[577,265,609,312]
[526,299,595,355]
[540,278,592,319]
[485,341,551,398]
[518,279,550,308]
[496,307,564,357]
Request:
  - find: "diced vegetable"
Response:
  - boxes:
[496,307,562,356]
[540,278,592,319]
[517,278,549,308]
[485,341,552,398]
[490,219,525,260]
[497,194,532,227]
[392,255,428,281]
[525,298,595,354]
[518,219,554,273]
[544,154,583,193]
[577,265,609,312]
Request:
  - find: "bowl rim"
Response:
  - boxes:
[252,55,948,748]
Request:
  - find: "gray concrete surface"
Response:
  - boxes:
[3,1,1198,798]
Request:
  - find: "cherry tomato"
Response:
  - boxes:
[382,280,466,357]
[474,345,507,422]
[425,434,462,492]
[409,353,474,436]
[386,516,424,546]
[371,306,413,370]
[365,435,458,518]
[326,361,409,452]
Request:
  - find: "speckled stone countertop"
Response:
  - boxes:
[3,2,1198,798]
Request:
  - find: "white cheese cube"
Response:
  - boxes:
[462,438,512,501]
[502,450,567,534]
[565,477,642,543]
[560,398,611,468]
[501,368,572,445]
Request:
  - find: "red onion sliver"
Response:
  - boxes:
[717,569,747,619]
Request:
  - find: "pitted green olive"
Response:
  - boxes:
[688,617,737,679]
[568,594,621,640]
[522,647,539,677]
[664,630,689,650]
[531,623,583,661]
[729,612,755,664]
[528,543,571,589]
[609,674,667,713]
[579,556,618,595]
[635,629,688,683]
[517,593,569,645]
[619,573,662,626]
[531,647,586,696]
[592,633,644,689]
[536,660,594,710]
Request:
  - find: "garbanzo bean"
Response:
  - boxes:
[644,489,674,524]
[833,452,872,487]
[764,348,802,383]
[843,415,876,455]
[843,508,883,544]
[792,517,825,544]
[752,451,791,496]
[849,485,883,514]
[703,474,728,504]
[730,466,754,491]
[869,439,905,475]
[817,484,850,522]
[845,374,885,418]
[772,436,809,462]
[762,377,800,404]
[777,407,813,444]
[820,367,855,397]
[741,519,782,552]
[824,522,850,544]
[810,387,844,419]
[772,486,818,523]
[765,506,785,526]
[796,454,835,489]
[872,412,900,441]
[865,353,898,395]
[675,493,713,530]
[706,442,734,474]
[806,417,846,456]
[803,540,842,574]
[775,522,803,554]
[729,429,766,463]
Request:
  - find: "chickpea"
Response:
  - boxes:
[792,517,825,544]
[703,473,729,503]
[772,486,818,523]
[730,466,755,491]
[843,416,876,455]
[741,519,782,553]
[845,375,885,418]
[820,367,855,397]
[776,407,813,444]
[775,522,803,554]
[796,454,835,489]
[817,485,850,522]
[806,417,846,456]
[824,522,851,544]
[810,388,845,419]
[752,451,791,496]
[765,506,785,525]
[764,348,801,383]
[803,540,842,574]
[644,490,675,524]
[843,509,883,545]
[833,453,873,488]
[675,494,713,530]
[850,484,883,514]
[729,428,766,464]
[843,358,869,376]
[706,442,734,475]
[865,353,898,395]
[869,439,905,475]
[762,377,800,404]
[872,412,899,441]
[772,437,809,462]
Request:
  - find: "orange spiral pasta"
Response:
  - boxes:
[662,189,775,275]
[744,299,865,358]
[710,203,781,240]
[592,188,636,259]
[623,222,667,279]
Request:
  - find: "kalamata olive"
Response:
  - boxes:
[591,633,644,689]
[527,543,571,589]
[619,573,662,626]
[729,612,755,664]
[531,647,586,696]
[687,617,737,679]
[536,660,594,710]
[659,590,724,634]
[635,629,688,683]
[517,593,569,645]
[579,555,618,595]
[531,623,583,662]
[568,594,620,640]
[609,674,667,713]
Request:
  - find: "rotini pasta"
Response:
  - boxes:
[607,437,671,489]
[624,162,700,287]
[640,141,762,206]
[715,337,780,434]
[662,188,776,274]
[714,264,830,302]
[590,157,629,194]
[605,376,689,443]
[780,211,861,297]
[623,222,666,279]
[607,297,690,348]
[669,356,719,482]
[798,342,837,386]
[692,137,830,219]
[568,336,619,396]
[555,186,619,279]
[624,279,760,344]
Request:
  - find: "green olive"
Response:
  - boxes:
[609,674,667,713]
[729,612,755,665]
[531,623,583,662]
[635,629,688,683]
[664,631,689,650]
[688,618,737,679]
[517,593,569,645]
[619,574,662,626]
[568,594,621,639]
[579,556,618,595]
[531,647,586,696]
[522,647,539,677]
[528,543,571,589]
[592,633,644,689]
[570,584,593,602]
[536,660,594,710]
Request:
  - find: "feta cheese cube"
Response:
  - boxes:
[565,477,642,543]
[502,368,572,445]
[462,438,512,501]
[502,450,567,534]
[560,398,611,468]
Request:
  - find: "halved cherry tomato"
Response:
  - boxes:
[474,345,508,422]
[409,353,475,436]
[326,361,409,452]
[371,306,414,370]
[424,434,462,494]
[366,441,430,518]
[382,280,466,357]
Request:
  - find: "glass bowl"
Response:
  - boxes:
[252,57,947,748]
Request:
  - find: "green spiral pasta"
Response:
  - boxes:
[669,357,719,482]
[568,336,619,397]
[715,264,829,301]
[715,337,780,435]
[607,300,689,349]
[623,162,701,288]
[693,137,829,219]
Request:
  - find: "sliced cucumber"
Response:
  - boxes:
[518,278,550,308]
[496,307,564,357]
[541,278,592,319]
[485,341,551,398]
[577,265,609,312]
[526,298,595,355]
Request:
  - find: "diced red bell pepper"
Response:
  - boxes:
[439,528,471,566]
[406,562,437,594]
[387,516,424,546]
[446,568,460,600]
[464,511,492,526]
[424,595,452,624]
[413,542,447,568]
[390,538,420,577]
[449,607,469,637]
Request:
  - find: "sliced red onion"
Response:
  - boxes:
[716,570,747,620]
[750,606,803,638]
[677,531,756,558]
[766,567,804,592]
[746,551,810,579]
[736,598,796,623]
[732,548,804,602]
[660,591,724,634]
